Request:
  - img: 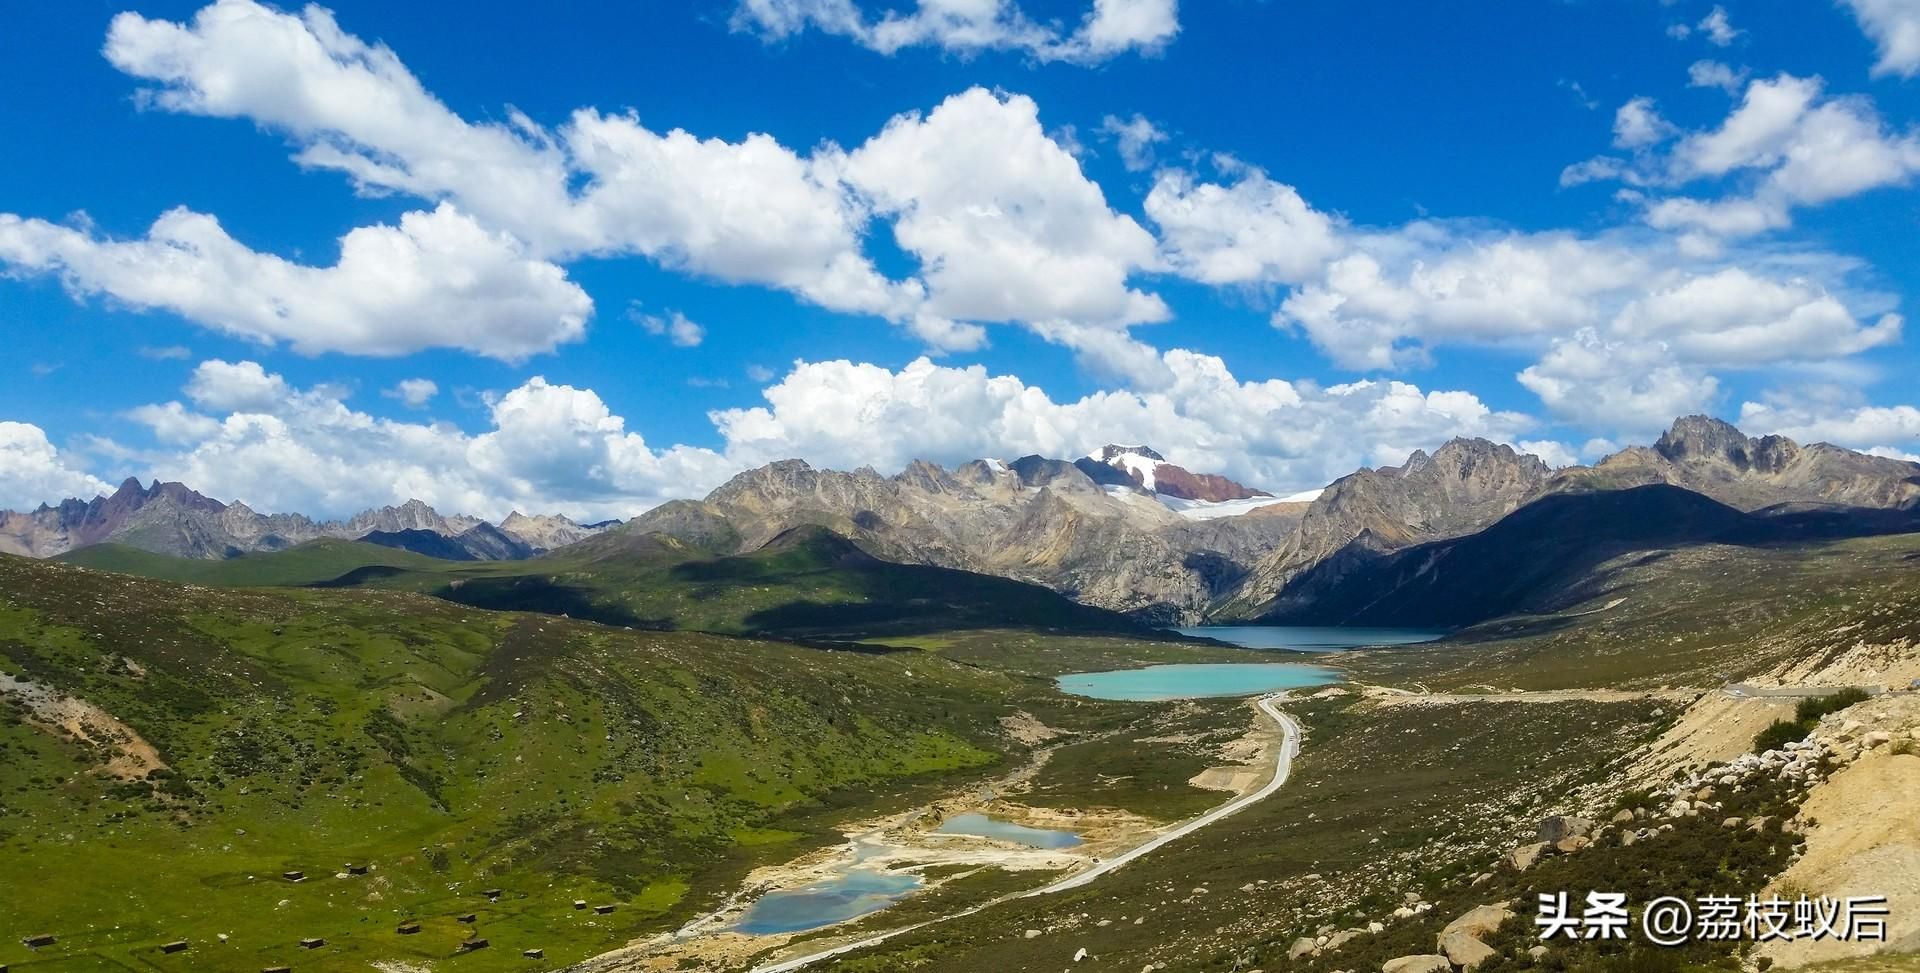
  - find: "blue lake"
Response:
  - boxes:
[732,868,922,935]
[1056,663,1339,701]
[1175,625,1445,652]
[935,813,1082,849]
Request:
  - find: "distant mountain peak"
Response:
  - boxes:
[1090,444,1167,463]
[1084,444,1269,503]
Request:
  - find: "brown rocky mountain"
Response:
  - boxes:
[1217,439,1554,617]
[8,416,1909,623]
[1237,416,1920,622]
[624,453,1301,623]
[1546,415,1920,512]
[0,478,610,560]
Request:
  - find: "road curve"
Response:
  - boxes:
[749,693,1301,973]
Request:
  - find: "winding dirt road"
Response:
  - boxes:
[749,692,1301,973]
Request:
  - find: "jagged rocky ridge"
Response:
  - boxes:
[621,416,1920,623]
[0,478,615,560]
[4,415,1913,624]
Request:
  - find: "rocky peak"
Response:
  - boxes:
[1654,415,1802,474]
[1085,445,1270,503]
[1427,439,1552,481]
[1010,455,1097,492]
[895,459,964,494]
[1091,444,1167,464]
[708,459,818,505]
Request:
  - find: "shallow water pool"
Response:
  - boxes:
[732,868,922,935]
[1056,662,1338,701]
[935,812,1082,849]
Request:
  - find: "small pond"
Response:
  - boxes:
[934,813,1082,849]
[1056,662,1339,701]
[732,868,922,935]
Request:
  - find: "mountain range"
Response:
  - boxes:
[0,478,618,561]
[6,416,1917,624]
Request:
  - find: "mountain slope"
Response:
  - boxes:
[65,523,1154,640]
[0,552,1043,970]
[358,524,1155,639]
[624,454,1299,622]
[0,479,607,561]
[1220,438,1553,617]
[55,538,453,585]
[1262,484,1920,628]
[1549,415,1920,511]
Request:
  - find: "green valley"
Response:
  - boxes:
[0,552,1208,971]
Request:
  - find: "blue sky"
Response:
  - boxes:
[3,0,1919,519]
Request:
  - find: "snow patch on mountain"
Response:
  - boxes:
[1156,494,1301,521]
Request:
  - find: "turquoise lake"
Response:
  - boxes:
[935,813,1082,849]
[732,868,922,935]
[1056,663,1339,701]
[1174,625,1445,652]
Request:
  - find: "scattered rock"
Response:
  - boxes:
[1440,903,1515,942]
[1024,929,1042,939]
[1440,932,1497,970]
[1536,815,1594,843]
[1507,842,1548,871]
[1382,954,1452,973]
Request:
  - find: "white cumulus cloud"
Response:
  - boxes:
[0,204,591,360]
[383,379,439,408]
[0,422,114,510]
[1841,0,1920,77]
[729,0,1178,64]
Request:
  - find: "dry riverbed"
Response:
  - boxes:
[576,700,1285,972]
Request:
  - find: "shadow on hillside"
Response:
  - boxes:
[431,576,671,630]
[311,564,413,587]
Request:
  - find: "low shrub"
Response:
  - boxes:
[1794,688,1870,724]
[1753,719,1808,754]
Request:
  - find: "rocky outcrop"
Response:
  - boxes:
[1551,415,1920,512]
[1382,954,1452,973]
[497,512,615,552]
[1536,815,1594,843]
[1226,439,1553,616]
[1438,903,1513,969]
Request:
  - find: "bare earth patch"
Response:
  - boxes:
[0,670,167,779]
[1762,695,1920,969]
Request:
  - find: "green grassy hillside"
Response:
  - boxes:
[1264,484,1919,629]
[57,538,453,586]
[1337,528,1920,691]
[63,525,1154,640]
[410,525,1149,638]
[0,552,1071,971]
